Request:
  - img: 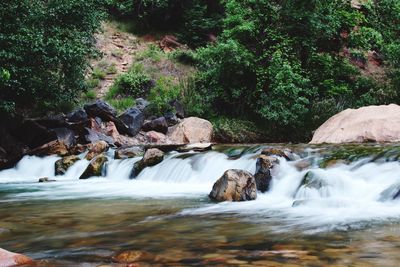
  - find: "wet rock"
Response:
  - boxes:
[131,148,164,178]
[67,108,88,123]
[112,250,154,264]
[294,159,312,171]
[0,248,34,267]
[167,117,213,144]
[145,131,168,143]
[69,144,88,155]
[55,155,80,175]
[299,171,328,190]
[28,140,69,157]
[261,147,294,161]
[38,177,56,183]
[84,100,117,122]
[254,155,279,193]
[79,154,108,179]
[209,169,257,202]
[177,143,213,152]
[115,147,143,159]
[142,117,168,134]
[118,107,145,136]
[85,141,109,160]
[379,183,400,201]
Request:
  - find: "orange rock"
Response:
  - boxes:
[0,248,34,267]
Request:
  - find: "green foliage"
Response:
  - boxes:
[84,90,97,100]
[0,0,104,115]
[108,97,135,113]
[212,117,263,143]
[170,49,198,65]
[92,67,106,80]
[148,77,181,115]
[106,64,153,99]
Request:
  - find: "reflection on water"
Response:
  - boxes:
[1,144,400,266]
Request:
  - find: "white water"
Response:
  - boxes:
[2,147,400,231]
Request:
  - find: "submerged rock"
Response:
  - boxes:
[209,169,257,202]
[38,177,56,183]
[79,154,108,179]
[254,155,279,193]
[167,117,213,144]
[261,147,294,161]
[299,171,328,190]
[114,146,143,159]
[55,155,80,175]
[379,183,400,201]
[0,248,34,267]
[131,148,164,178]
[310,104,400,144]
[112,250,155,264]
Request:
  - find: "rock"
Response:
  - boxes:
[104,121,119,140]
[55,155,80,175]
[115,147,143,159]
[294,159,312,171]
[299,171,328,190]
[84,128,115,145]
[169,99,185,119]
[261,147,294,161]
[28,140,69,157]
[0,121,26,170]
[164,111,180,126]
[10,119,57,149]
[379,183,400,201]
[136,98,150,112]
[118,107,145,136]
[145,131,168,143]
[69,144,88,155]
[35,114,68,129]
[131,148,164,178]
[0,248,34,267]
[209,169,257,202]
[85,141,109,160]
[177,143,213,152]
[38,177,56,182]
[112,250,154,264]
[67,108,88,123]
[53,127,76,147]
[79,154,108,179]
[254,155,279,193]
[310,104,400,144]
[84,100,117,122]
[167,117,213,144]
[142,117,169,134]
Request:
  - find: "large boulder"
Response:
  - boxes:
[67,108,88,123]
[55,155,80,175]
[52,127,76,147]
[79,154,108,179]
[84,100,117,122]
[145,131,168,143]
[310,104,400,144]
[0,248,34,267]
[142,117,169,134]
[85,141,109,160]
[131,148,164,178]
[254,155,279,193]
[209,169,257,202]
[169,99,185,119]
[28,140,69,157]
[118,107,145,136]
[167,117,213,144]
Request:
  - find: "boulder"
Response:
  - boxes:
[310,104,400,144]
[114,147,143,159]
[79,154,108,179]
[84,127,115,145]
[10,119,57,149]
[167,117,213,144]
[84,100,117,122]
[28,140,69,157]
[142,117,169,134]
[261,147,294,161]
[131,148,164,178]
[145,131,168,143]
[67,108,88,123]
[118,107,145,136]
[85,141,109,160]
[0,248,34,267]
[69,144,88,155]
[55,155,80,175]
[164,111,180,126]
[254,155,279,193]
[209,169,257,202]
[52,127,76,147]
[169,99,185,118]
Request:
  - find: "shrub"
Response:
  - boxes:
[211,117,264,143]
[148,77,181,115]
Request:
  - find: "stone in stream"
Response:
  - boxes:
[261,147,294,161]
[55,155,80,175]
[28,140,69,157]
[85,141,109,160]
[254,155,279,193]
[297,171,328,191]
[209,169,257,202]
[131,148,164,178]
[0,248,34,267]
[79,154,108,179]
[114,146,143,159]
[379,183,400,201]
[112,250,155,264]
[38,177,56,183]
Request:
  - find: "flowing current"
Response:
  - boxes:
[2,144,400,233]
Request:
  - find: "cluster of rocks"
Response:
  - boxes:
[0,98,213,171]
[209,147,293,202]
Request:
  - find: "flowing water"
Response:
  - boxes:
[2,144,400,266]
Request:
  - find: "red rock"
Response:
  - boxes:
[0,248,34,267]
[146,131,167,143]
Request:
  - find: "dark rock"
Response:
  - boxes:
[254,155,279,193]
[142,117,168,134]
[84,100,117,122]
[164,111,180,126]
[69,144,88,155]
[53,127,76,147]
[169,99,185,118]
[67,108,88,123]
[79,154,108,179]
[55,155,80,175]
[136,98,150,112]
[84,128,115,145]
[131,148,164,178]
[10,119,57,149]
[0,120,27,170]
[28,140,69,157]
[209,169,257,202]
[38,177,56,183]
[118,107,144,136]
[115,146,143,159]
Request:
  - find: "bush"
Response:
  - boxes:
[148,77,181,115]
[212,117,264,143]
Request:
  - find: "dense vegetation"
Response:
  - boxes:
[1,0,399,141]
